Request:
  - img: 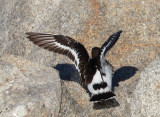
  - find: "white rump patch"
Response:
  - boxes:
[87,69,112,95]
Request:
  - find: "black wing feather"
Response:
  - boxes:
[100,31,122,59]
[26,32,89,85]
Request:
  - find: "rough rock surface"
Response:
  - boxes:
[0,0,160,117]
[0,55,61,117]
[131,56,160,117]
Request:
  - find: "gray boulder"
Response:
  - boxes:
[0,54,61,117]
[131,56,160,117]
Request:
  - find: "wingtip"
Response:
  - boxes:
[25,32,35,35]
[118,30,122,34]
[25,32,29,35]
[25,32,32,39]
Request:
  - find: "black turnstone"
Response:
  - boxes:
[26,30,122,102]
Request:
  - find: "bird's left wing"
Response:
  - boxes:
[26,32,89,85]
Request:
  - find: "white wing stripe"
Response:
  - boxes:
[54,41,80,71]
[100,41,111,60]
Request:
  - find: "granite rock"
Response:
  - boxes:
[0,54,61,117]
[131,56,160,117]
[0,0,160,116]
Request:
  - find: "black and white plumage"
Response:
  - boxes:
[26,31,122,102]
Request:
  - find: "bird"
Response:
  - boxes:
[26,30,122,102]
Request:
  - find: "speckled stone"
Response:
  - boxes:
[0,54,61,116]
[131,56,160,117]
[0,0,160,116]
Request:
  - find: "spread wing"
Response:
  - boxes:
[26,32,89,84]
[100,30,122,61]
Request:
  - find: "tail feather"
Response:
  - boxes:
[90,92,116,102]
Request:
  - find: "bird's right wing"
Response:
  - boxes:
[100,31,122,61]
